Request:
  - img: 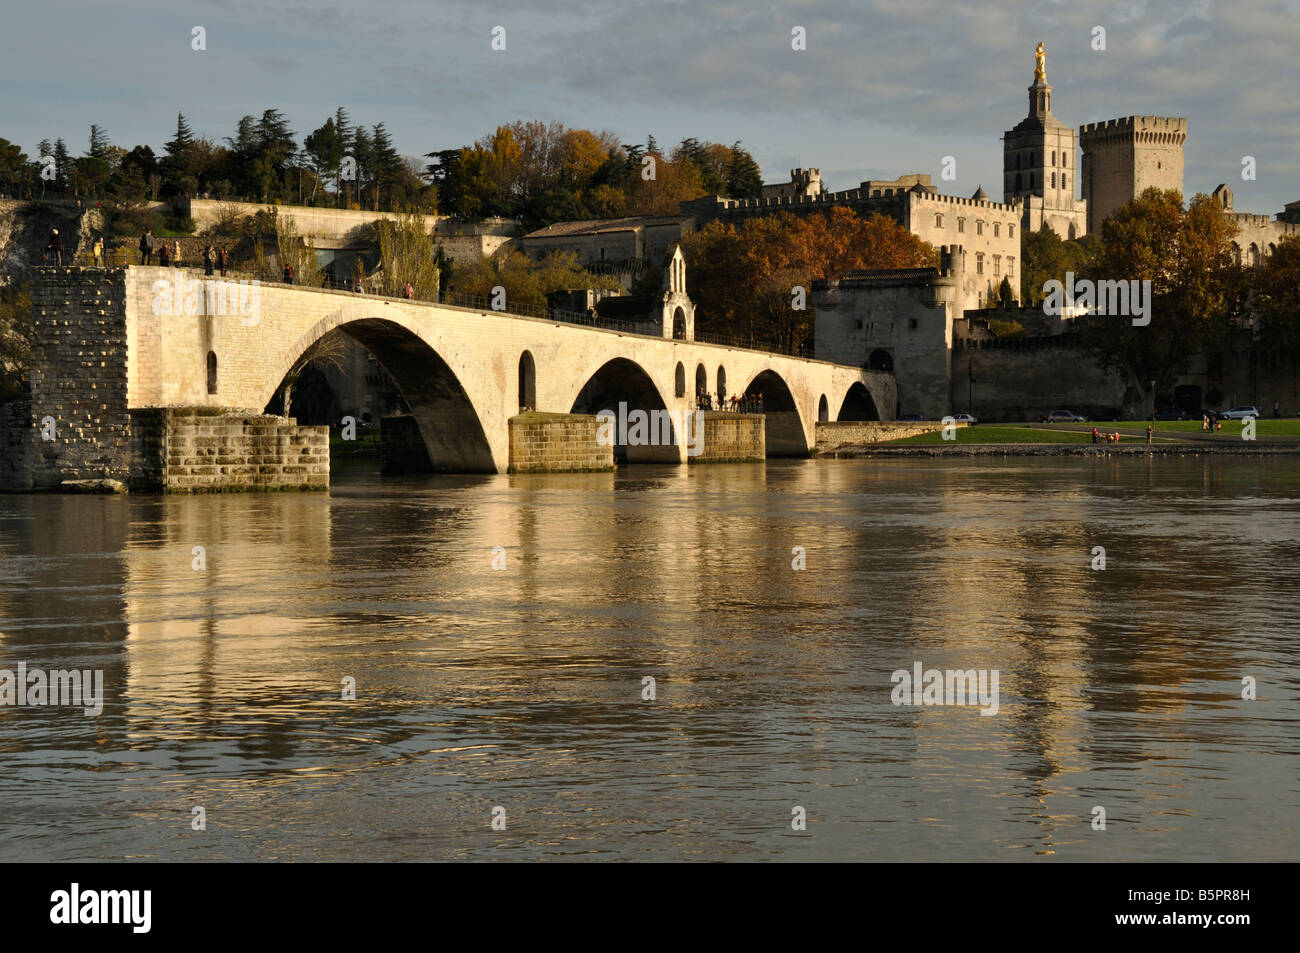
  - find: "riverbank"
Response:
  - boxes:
[817,442,1300,457]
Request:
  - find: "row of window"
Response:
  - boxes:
[1012,150,1069,169]
[974,253,1014,277]
[1011,171,1068,191]
[1234,242,1278,266]
[935,215,1016,238]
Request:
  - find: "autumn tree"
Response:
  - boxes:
[446,248,615,311]
[681,208,937,351]
[373,213,440,299]
[1078,188,1238,409]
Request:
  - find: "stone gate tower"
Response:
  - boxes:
[1002,42,1088,240]
[1078,116,1187,234]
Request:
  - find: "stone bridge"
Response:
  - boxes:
[24,267,894,485]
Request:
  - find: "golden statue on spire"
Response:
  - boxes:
[1034,42,1046,81]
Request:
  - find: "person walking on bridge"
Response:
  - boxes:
[46,229,62,265]
[140,229,155,265]
[217,246,228,277]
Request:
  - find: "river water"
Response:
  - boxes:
[1,456,1297,861]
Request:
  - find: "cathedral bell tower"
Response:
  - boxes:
[1002,42,1085,238]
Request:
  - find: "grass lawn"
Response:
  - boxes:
[884,425,1098,445]
[1090,419,1300,437]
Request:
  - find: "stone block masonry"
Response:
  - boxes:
[129,408,328,492]
[508,412,614,473]
[29,267,133,488]
[814,420,965,451]
[692,412,765,463]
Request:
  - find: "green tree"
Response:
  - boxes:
[726,142,763,199]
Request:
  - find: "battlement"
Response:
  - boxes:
[914,192,1021,213]
[710,186,899,212]
[1225,212,1300,235]
[1079,116,1188,141]
[939,244,965,278]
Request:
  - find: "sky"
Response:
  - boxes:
[3,0,1299,216]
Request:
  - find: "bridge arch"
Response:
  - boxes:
[740,368,809,456]
[266,316,495,472]
[568,357,679,463]
[838,382,880,421]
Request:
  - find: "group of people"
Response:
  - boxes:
[1091,427,1123,444]
[202,245,230,276]
[697,389,763,413]
[1201,414,1223,433]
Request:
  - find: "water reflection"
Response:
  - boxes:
[0,456,1297,861]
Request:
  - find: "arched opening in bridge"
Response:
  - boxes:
[206,351,218,395]
[695,364,707,401]
[866,349,893,372]
[838,382,880,421]
[818,394,829,422]
[674,362,686,398]
[518,350,536,412]
[716,366,727,402]
[570,357,678,464]
[672,307,686,340]
[743,370,808,456]
[264,319,494,473]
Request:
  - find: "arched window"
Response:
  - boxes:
[695,363,707,399]
[818,394,829,422]
[517,350,536,411]
[1062,151,1068,168]
[716,366,727,401]
[206,351,218,395]
[672,306,686,340]
[1051,151,1056,166]
[1068,223,1077,240]
[1062,173,1068,191]
[1051,173,1056,188]
[675,362,686,398]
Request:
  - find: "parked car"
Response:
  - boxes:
[1154,409,1189,421]
[899,414,924,422]
[1046,410,1088,423]
[1219,406,1261,420]
[951,413,978,425]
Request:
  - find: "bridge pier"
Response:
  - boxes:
[12,267,896,489]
